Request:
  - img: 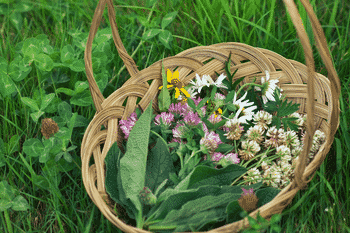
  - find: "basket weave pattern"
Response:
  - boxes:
[81,0,341,232]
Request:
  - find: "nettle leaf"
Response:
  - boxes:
[119,100,153,222]
[161,11,178,29]
[158,30,173,49]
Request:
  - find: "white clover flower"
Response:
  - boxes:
[243,168,263,185]
[262,164,282,188]
[253,110,273,130]
[246,125,265,144]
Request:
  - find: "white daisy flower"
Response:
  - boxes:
[190,74,211,93]
[205,73,228,89]
[223,92,257,124]
[255,70,282,104]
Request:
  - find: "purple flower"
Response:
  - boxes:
[225,153,240,164]
[211,152,225,162]
[183,111,201,126]
[168,102,189,117]
[119,112,138,139]
[154,112,175,126]
[172,122,188,138]
[200,131,223,154]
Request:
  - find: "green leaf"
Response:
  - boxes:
[0,75,17,97]
[281,117,299,132]
[22,38,39,63]
[119,100,153,225]
[215,143,235,153]
[145,138,175,193]
[69,59,85,72]
[11,195,29,211]
[34,53,54,71]
[175,164,247,191]
[158,30,173,49]
[161,11,178,29]
[158,61,171,112]
[8,56,32,81]
[22,138,44,157]
[14,2,32,12]
[32,174,50,191]
[149,193,240,232]
[10,12,22,32]
[63,152,73,163]
[142,29,162,41]
[56,87,75,96]
[61,44,75,64]
[0,181,16,202]
[70,90,93,106]
[186,97,196,111]
[40,93,55,110]
[74,81,89,94]
[57,101,72,122]
[30,110,45,123]
[255,187,280,207]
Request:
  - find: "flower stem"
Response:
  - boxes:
[150,130,169,152]
[236,83,264,98]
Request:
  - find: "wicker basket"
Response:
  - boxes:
[81,0,341,232]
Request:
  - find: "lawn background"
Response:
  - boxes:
[0,0,349,232]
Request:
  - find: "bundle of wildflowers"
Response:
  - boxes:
[104,59,326,232]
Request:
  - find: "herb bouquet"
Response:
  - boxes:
[103,57,326,232]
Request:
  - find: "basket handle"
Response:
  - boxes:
[84,0,139,113]
[282,0,340,189]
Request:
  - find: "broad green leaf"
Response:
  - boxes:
[120,100,153,223]
[61,44,75,64]
[22,138,44,157]
[226,200,244,224]
[39,139,54,163]
[69,59,85,72]
[63,152,73,163]
[0,199,12,211]
[11,195,29,211]
[161,11,178,29]
[40,93,55,110]
[8,56,32,81]
[35,34,54,54]
[0,75,17,97]
[54,127,70,142]
[43,96,61,114]
[145,138,175,193]
[22,38,39,63]
[73,115,89,128]
[142,29,162,41]
[32,174,50,191]
[158,30,173,49]
[105,142,124,204]
[0,181,16,202]
[70,90,93,106]
[149,193,240,232]
[95,28,113,45]
[30,110,45,123]
[67,112,78,139]
[34,53,54,72]
[95,72,109,93]
[137,15,150,27]
[21,97,39,111]
[74,81,89,93]
[56,87,75,96]
[255,187,280,207]
[175,164,247,191]
[146,0,157,7]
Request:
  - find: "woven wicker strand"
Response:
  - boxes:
[81,0,341,232]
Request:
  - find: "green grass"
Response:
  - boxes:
[0,0,349,232]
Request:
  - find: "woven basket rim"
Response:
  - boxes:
[80,0,341,232]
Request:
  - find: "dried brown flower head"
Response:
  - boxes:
[238,188,259,212]
[41,118,59,139]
